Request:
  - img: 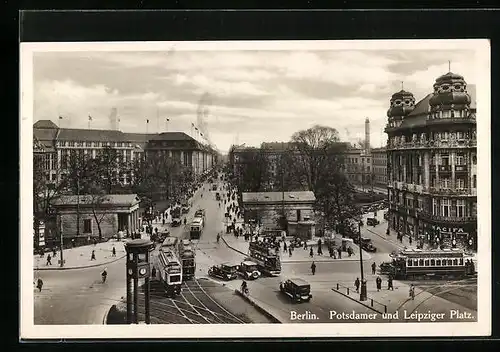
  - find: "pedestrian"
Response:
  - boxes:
[93,238,97,246]
[52,247,57,257]
[112,246,116,257]
[337,247,342,259]
[376,276,382,292]
[371,262,377,275]
[388,275,394,290]
[36,277,43,292]
[151,266,157,279]
[409,284,415,300]
[289,247,292,257]
[46,254,52,266]
[283,242,287,252]
[309,247,314,258]
[354,277,360,292]
[347,246,353,257]
[71,238,75,248]
[304,241,308,250]
[311,261,316,275]
[317,245,323,256]
[91,250,96,261]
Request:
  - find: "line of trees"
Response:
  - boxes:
[33,147,194,240]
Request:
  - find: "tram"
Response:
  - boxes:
[161,236,179,253]
[178,239,196,280]
[385,248,475,280]
[189,218,204,240]
[157,248,183,296]
[247,241,281,276]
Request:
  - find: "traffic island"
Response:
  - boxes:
[331,283,388,314]
[105,301,127,324]
[234,290,282,323]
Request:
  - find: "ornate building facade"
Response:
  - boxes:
[385,72,477,250]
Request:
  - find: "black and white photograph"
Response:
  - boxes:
[20,39,491,338]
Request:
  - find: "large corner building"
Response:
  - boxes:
[385,72,477,249]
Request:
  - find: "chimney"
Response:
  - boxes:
[364,117,370,153]
[109,107,118,130]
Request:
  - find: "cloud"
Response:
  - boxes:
[32,47,479,152]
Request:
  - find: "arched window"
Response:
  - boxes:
[419,259,424,266]
[424,259,430,266]
[453,259,458,266]
[430,259,435,266]
[436,259,441,266]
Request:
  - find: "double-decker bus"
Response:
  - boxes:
[247,241,281,276]
[387,248,475,280]
[190,218,204,240]
[157,248,183,296]
[178,239,196,280]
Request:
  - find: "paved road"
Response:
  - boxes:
[34,256,126,325]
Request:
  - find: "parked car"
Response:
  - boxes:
[279,278,312,303]
[237,260,261,280]
[208,263,239,280]
[366,217,380,226]
[360,237,377,252]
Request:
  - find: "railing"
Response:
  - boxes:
[333,283,387,314]
[417,212,477,223]
[387,139,477,150]
[425,116,476,125]
[428,187,475,196]
[455,165,468,172]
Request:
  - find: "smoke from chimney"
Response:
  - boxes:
[109,107,118,130]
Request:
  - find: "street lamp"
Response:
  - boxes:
[345,210,367,301]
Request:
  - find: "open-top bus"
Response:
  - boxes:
[247,241,281,276]
[178,239,196,280]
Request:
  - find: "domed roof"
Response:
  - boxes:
[390,89,414,100]
[435,71,465,84]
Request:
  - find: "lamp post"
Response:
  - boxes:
[357,219,367,301]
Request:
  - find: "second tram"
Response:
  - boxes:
[247,241,281,276]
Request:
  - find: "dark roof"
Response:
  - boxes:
[150,132,195,141]
[57,128,125,142]
[122,133,157,142]
[33,128,59,146]
[52,194,141,207]
[33,120,59,129]
[407,93,432,117]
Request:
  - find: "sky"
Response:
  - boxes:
[32,44,479,153]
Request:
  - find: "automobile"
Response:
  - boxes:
[379,261,396,275]
[208,263,239,280]
[366,217,380,226]
[279,278,312,303]
[360,237,377,252]
[237,260,261,280]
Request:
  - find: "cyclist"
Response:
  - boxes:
[101,268,108,283]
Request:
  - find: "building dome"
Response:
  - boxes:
[387,89,416,118]
[429,71,471,107]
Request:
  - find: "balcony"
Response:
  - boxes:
[438,165,452,173]
[455,165,468,173]
[417,211,477,224]
[425,116,476,126]
[428,187,476,196]
[387,139,477,151]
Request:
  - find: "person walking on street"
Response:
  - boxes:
[283,242,287,252]
[409,284,415,300]
[337,247,342,259]
[388,275,394,290]
[317,245,323,256]
[36,277,43,292]
[355,277,360,293]
[216,233,220,243]
[91,250,96,261]
[309,247,314,258]
[371,262,377,275]
[304,241,308,250]
[46,254,52,266]
[311,261,316,275]
[376,276,382,291]
[288,247,292,257]
[112,246,116,257]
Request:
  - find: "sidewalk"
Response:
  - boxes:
[222,234,371,263]
[34,239,128,271]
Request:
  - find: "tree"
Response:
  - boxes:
[289,125,343,193]
[84,189,112,241]
[94,147,121,194]
[234,148,269,192]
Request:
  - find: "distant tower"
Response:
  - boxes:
[109,107,118,130]
[364,117,371,153]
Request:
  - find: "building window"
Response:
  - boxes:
[473,175,477,188]
[456,200,465,218]
[441,153,449,166]
[440,178,450,189]
[417,198,423,210]
[441,198,451,217]
[296,209,301,221]
[456,177,466,189]
[432,198,439,215]
[68,141,75,147]
[83,219,92,233]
